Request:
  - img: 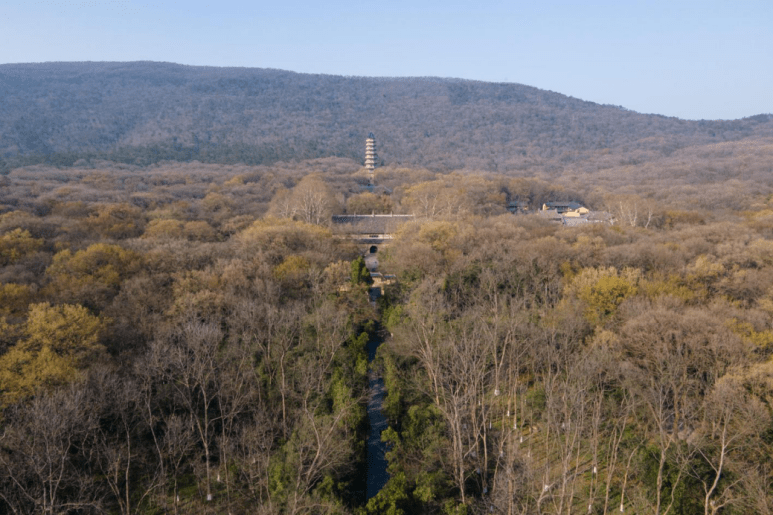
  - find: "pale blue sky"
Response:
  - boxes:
[1,0,771,120]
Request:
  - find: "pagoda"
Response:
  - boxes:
[365,133,378,184]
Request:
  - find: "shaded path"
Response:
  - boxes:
[365,333,389,499]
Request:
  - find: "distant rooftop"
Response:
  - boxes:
[332,214,414,235]
[543,201,583,211]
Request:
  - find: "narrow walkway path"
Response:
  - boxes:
[366,333,389,499]
[365,246,389,500]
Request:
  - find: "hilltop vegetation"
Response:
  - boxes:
[2,61,773,176]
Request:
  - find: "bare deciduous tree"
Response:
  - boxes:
[0,387,101,515]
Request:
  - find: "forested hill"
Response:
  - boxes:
[1,61,773,172]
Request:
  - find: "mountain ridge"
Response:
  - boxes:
[1,61,772,172]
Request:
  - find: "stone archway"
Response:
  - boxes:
[369,245,378,254]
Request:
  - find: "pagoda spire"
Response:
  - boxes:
[365,132,377,185]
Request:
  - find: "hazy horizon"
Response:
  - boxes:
[2,0,772,120]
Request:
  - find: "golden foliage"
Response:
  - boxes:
[726,318,773,351]
[0,283,33,318]
[183,221,218,242]
[236,217,334,266]
[346,192,394,215]
[640,273,699,302]
[566,266,640,325]
[86,203,146,239]
[0,228,43,266]
[273,255,311,282]
[168,269,225,320]
[44,243,142,309]
[0,303,106,406]
[143,218,186,239]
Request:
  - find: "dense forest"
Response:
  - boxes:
[1,153,773,514]
[2,62,773,175]
[1,61,773,514]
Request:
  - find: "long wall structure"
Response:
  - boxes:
[331,214,414,243]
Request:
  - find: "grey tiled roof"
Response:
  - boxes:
[562,217,589,226]
[543,201,583,213]
[331,214,415,234]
